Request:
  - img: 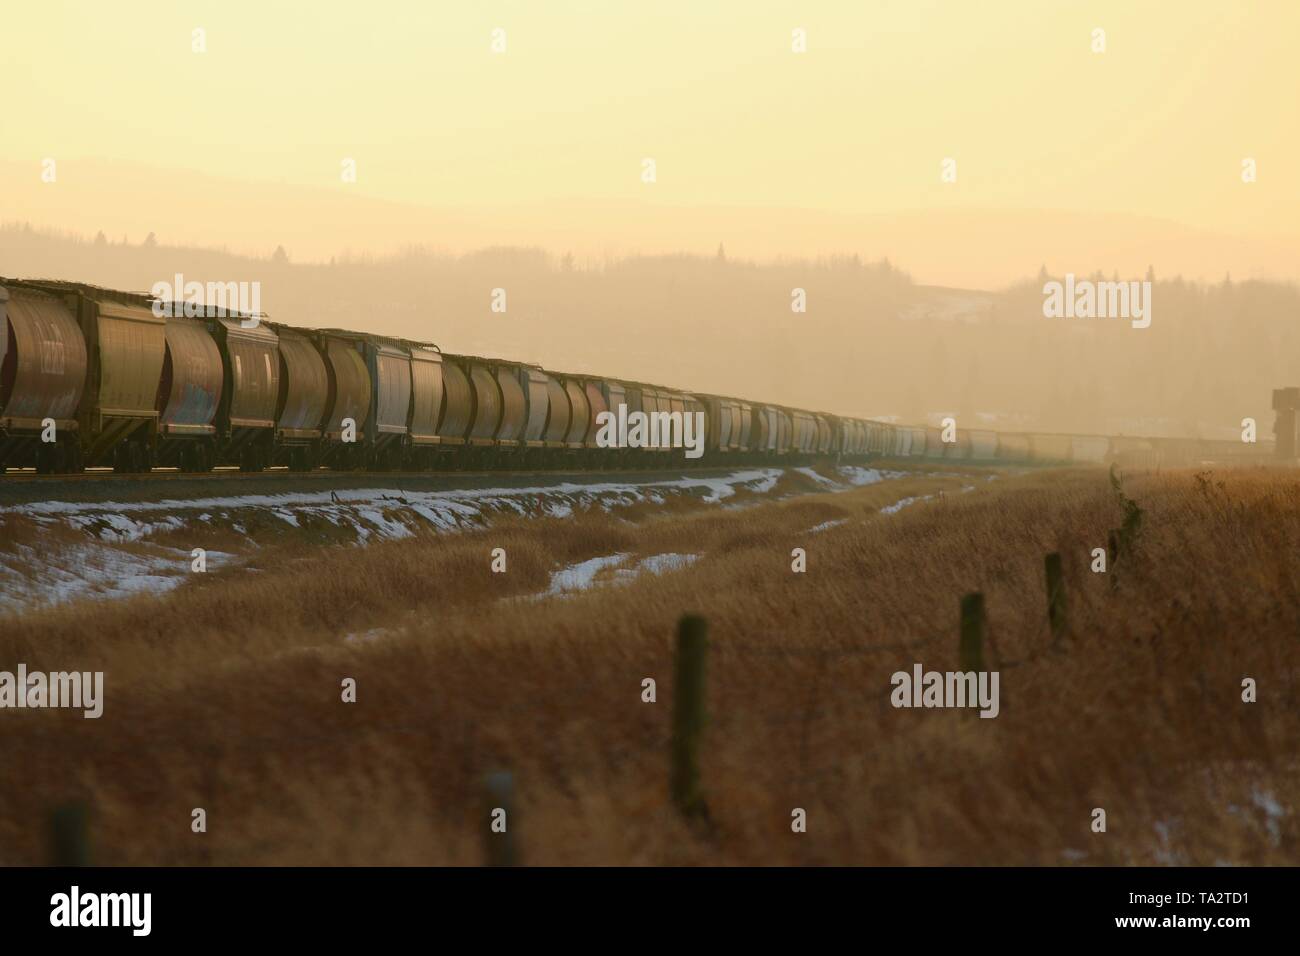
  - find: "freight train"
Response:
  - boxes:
[0,277,1269,476]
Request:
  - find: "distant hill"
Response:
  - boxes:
[3,220,1296,438]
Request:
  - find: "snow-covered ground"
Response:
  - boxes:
[532,551,703,600]
[0,465,971,612]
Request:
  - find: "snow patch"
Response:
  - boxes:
[881,494,936,515]
[544,553,632,596]
[806,519,849,534]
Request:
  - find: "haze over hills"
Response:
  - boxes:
[4,159,1299,290]
[4,219,1294,440]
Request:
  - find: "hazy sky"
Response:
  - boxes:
[4,1,1298,282]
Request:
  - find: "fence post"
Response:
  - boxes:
[671,614,709,820]
[1107,529,1121,589]
[484,770,517,867]
[51,801,89,867]
[1044,552,1067,648]
[959,593,986,673]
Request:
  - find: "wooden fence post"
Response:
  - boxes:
[50,801,89,867]
[484,770,517,867]
[959,593,986,673]
[671,614,709,820]
[1044,552,1067,648]
[1107,529,1121,589]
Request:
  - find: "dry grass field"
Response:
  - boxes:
[1,464,1297,865]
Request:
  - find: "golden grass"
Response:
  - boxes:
[1,465,1297,865]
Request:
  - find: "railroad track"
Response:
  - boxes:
[0,462,817,506]
[0,463,762,483]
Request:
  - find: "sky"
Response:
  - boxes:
[3,1,1298,285]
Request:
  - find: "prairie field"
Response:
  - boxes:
[0,464,1297,865]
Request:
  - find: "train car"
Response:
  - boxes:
[995,431,1029,462]
[1192,436,1275,463]
[837,420,855,459]
[924,425,945,459]
[735,401,753,454]
[1149,437,1209,468]
[773,408,793,456]
[560,375,590,454]
[155,315,223,472]
[207,318,280,471]
[402,345,444,471]
[271,327,331,471]
[683,394,708,464]
[364,337,413,470]
[664,390,688,454]
[749,404,772,459]
[30,282,168,472]
[315,332,370,470]
[540,371,571,456]
[968,429,998,461]
[82,290,167,471]
[1069,435,1110,464]
[1027,433,1073,464]
[791,411,813,457]
[884,422,901,456]
[316,330,413,470]
[493,362,529,459]
[893,423,912,457]
[601,379,627,423]
[702,396,740,459]
[887,422,904,456]
[423,353,474,467]
[464,361,503,458]
[0,281,88,472]
[596,377,625,462]
[852,421,868,458]
[1108,436,1156,469]
[517,365,552,462]
[647,384,682,460]
[813,414,833,457]
[726,400,744,452]
[860,421,877,457]
[583,378,611,460]
[943,430,973,460]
